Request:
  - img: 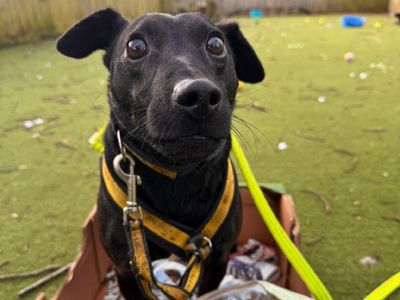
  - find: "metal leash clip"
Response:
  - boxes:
[113,130,142,226]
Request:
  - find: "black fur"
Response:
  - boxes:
[57,8,264,299]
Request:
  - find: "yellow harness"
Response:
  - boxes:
[101,150,235,299]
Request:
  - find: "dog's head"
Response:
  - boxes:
[57,9,264,164]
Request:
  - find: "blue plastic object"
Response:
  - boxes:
[341,15,366,27]
[250,9,263,19]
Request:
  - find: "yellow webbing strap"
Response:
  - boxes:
[231,134,333,300]
[124,145,178,179]
[363,272,400,300]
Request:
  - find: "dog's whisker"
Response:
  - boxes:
[230,113,265,160]
[131,115,163,147]
[233,114,275,152]
[231,125,257,161]
[124,117,147,137]
[232,114,265,138]
[232,115,263,159]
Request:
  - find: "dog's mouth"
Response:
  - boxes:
[152,135,227,164]
[159,135,222,144]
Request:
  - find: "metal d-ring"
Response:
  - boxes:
[186,234,213,258]
[194,236,213,258]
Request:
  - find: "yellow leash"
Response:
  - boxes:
[231,134,333,300]
[363,272,400,300]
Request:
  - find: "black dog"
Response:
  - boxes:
[57,8,264,299]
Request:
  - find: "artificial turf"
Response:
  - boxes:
[0,15,399,300]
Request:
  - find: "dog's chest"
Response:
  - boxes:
[138,170,224,229]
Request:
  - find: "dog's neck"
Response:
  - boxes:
[103,123,231,229]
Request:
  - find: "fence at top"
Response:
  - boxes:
[0,0,390,46]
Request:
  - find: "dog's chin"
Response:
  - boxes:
[153,136,227,165]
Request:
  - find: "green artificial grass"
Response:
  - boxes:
[0,15,399,300]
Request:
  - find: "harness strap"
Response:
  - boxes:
[102,156,235,299]
[124,145,178,179]
[128,220,200,299]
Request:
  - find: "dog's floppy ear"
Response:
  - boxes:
[57,8,127,59]
[218,22,265,83]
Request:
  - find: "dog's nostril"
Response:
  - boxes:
[177,91,199,107]
[209,91,220,107]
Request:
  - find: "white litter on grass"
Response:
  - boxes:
[359,256,379,266]
[36,74,43,81]
[317,96,327,104]
[359,72,368,80]
[23,118,44,129]
[34,118,44,125]
[23,120,34,129]
[383,172,389,178]
[11,213,19,219]
[277,142,288,151]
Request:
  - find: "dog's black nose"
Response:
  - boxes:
[173,79,221,115]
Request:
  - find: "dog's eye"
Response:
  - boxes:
[126,39,148,59]
[206,36,225,56]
